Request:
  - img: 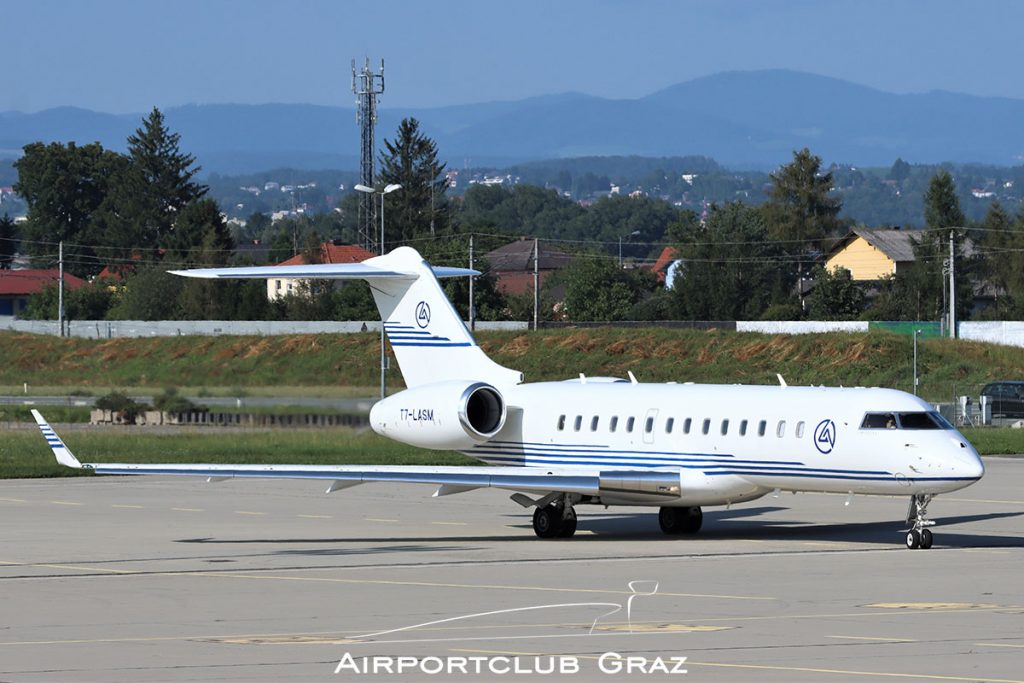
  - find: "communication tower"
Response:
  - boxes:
[352,57,385,253]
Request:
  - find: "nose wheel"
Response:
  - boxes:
[904,494,935,549]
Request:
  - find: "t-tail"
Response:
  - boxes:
[172,246,522,389]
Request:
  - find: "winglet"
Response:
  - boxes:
[31,410,84,469]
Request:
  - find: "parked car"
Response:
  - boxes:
[981,381,1024,419]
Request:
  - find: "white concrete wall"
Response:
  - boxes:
[2,319,528,338]
[736,321,870,334]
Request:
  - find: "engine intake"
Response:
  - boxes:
[370,381,507,450]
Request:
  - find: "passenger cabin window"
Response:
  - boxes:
[862,413,897,429]
[665,418,675,434]
[557,415,566,431]
[610,416,619,433]
[739,419,748,436]
[626,417,635,433]
[758,420,766,437]
[683,418,692,434]
[645,417,654,433]
[702,418,710,435]
[721,419,730,435]
[776,420,786,438]
[590,416,599,431]
[573,415,582,432]
[795,421,805,438]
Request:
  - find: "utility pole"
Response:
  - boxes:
[913,328,921,395]
[352,57,384,254]
[948,231,956,339]
[57,241,64,338]
[532,238,539,331]
[468,234,475,331]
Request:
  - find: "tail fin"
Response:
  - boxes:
[172,246,522,388]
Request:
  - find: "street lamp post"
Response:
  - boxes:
[354,183,402,400]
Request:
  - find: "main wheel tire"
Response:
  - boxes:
[557,508,578,538]
[680,506,703,534]
[920,528,933,549]
[905,530,922,549]
[658,507,683,535]
[533,505,563,539]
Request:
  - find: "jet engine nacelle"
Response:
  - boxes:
[370,380,507,450]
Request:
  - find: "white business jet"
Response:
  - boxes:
[33,247,984,549]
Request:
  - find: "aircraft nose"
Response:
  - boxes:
[953,439,985,481]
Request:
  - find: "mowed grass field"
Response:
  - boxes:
[3,328,1024,399]
[2,423,1020,479]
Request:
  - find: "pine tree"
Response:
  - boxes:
[765,148,843,248]
[899,172,972,321]
[121,108,207,249]
[378,118,447,243]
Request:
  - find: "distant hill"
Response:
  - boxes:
[3,70,1024,172]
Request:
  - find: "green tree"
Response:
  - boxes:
[107,267,184,320]
[923,170,965,231]
[897,172,973,321]
[164,199,234,266]
[555,257,657,321]
[0,214,17,269]
[14,141,122,276]
[125,107,207,248]
[808,265,864,320]
[24,281,116,320]
[673,203,795,320]
[887,158,911,183]
[980,202,1024,318]
[764,148,843,248]
[378,118,447,243]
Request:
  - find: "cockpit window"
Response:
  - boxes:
[861,413,897,429]
[862,411,953,430]
[898,412,948,430]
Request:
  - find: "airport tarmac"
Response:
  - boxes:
[1,458,1023,682]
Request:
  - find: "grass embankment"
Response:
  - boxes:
[2,329,1023,400]
[0,428,475,479]
[2,424,1020,479]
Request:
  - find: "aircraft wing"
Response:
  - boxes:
[31,411,600,497]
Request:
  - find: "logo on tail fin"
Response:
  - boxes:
[416,301,431,328]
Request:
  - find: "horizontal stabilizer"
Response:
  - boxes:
[170,263,478,280]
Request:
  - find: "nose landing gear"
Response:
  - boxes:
[904,494,935,549]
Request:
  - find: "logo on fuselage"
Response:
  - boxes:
[814,419,837,454]
[415,301,431,328]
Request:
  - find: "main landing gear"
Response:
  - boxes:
[904,494,935,550]
[532,502,577,538]
[658,506,703,535]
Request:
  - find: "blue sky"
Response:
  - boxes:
[1,0,1018,113]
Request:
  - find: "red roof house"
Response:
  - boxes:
[0,269,87,317]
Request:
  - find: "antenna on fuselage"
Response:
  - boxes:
[776,373,788,387]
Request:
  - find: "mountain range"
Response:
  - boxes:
[2,70,1023,174]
